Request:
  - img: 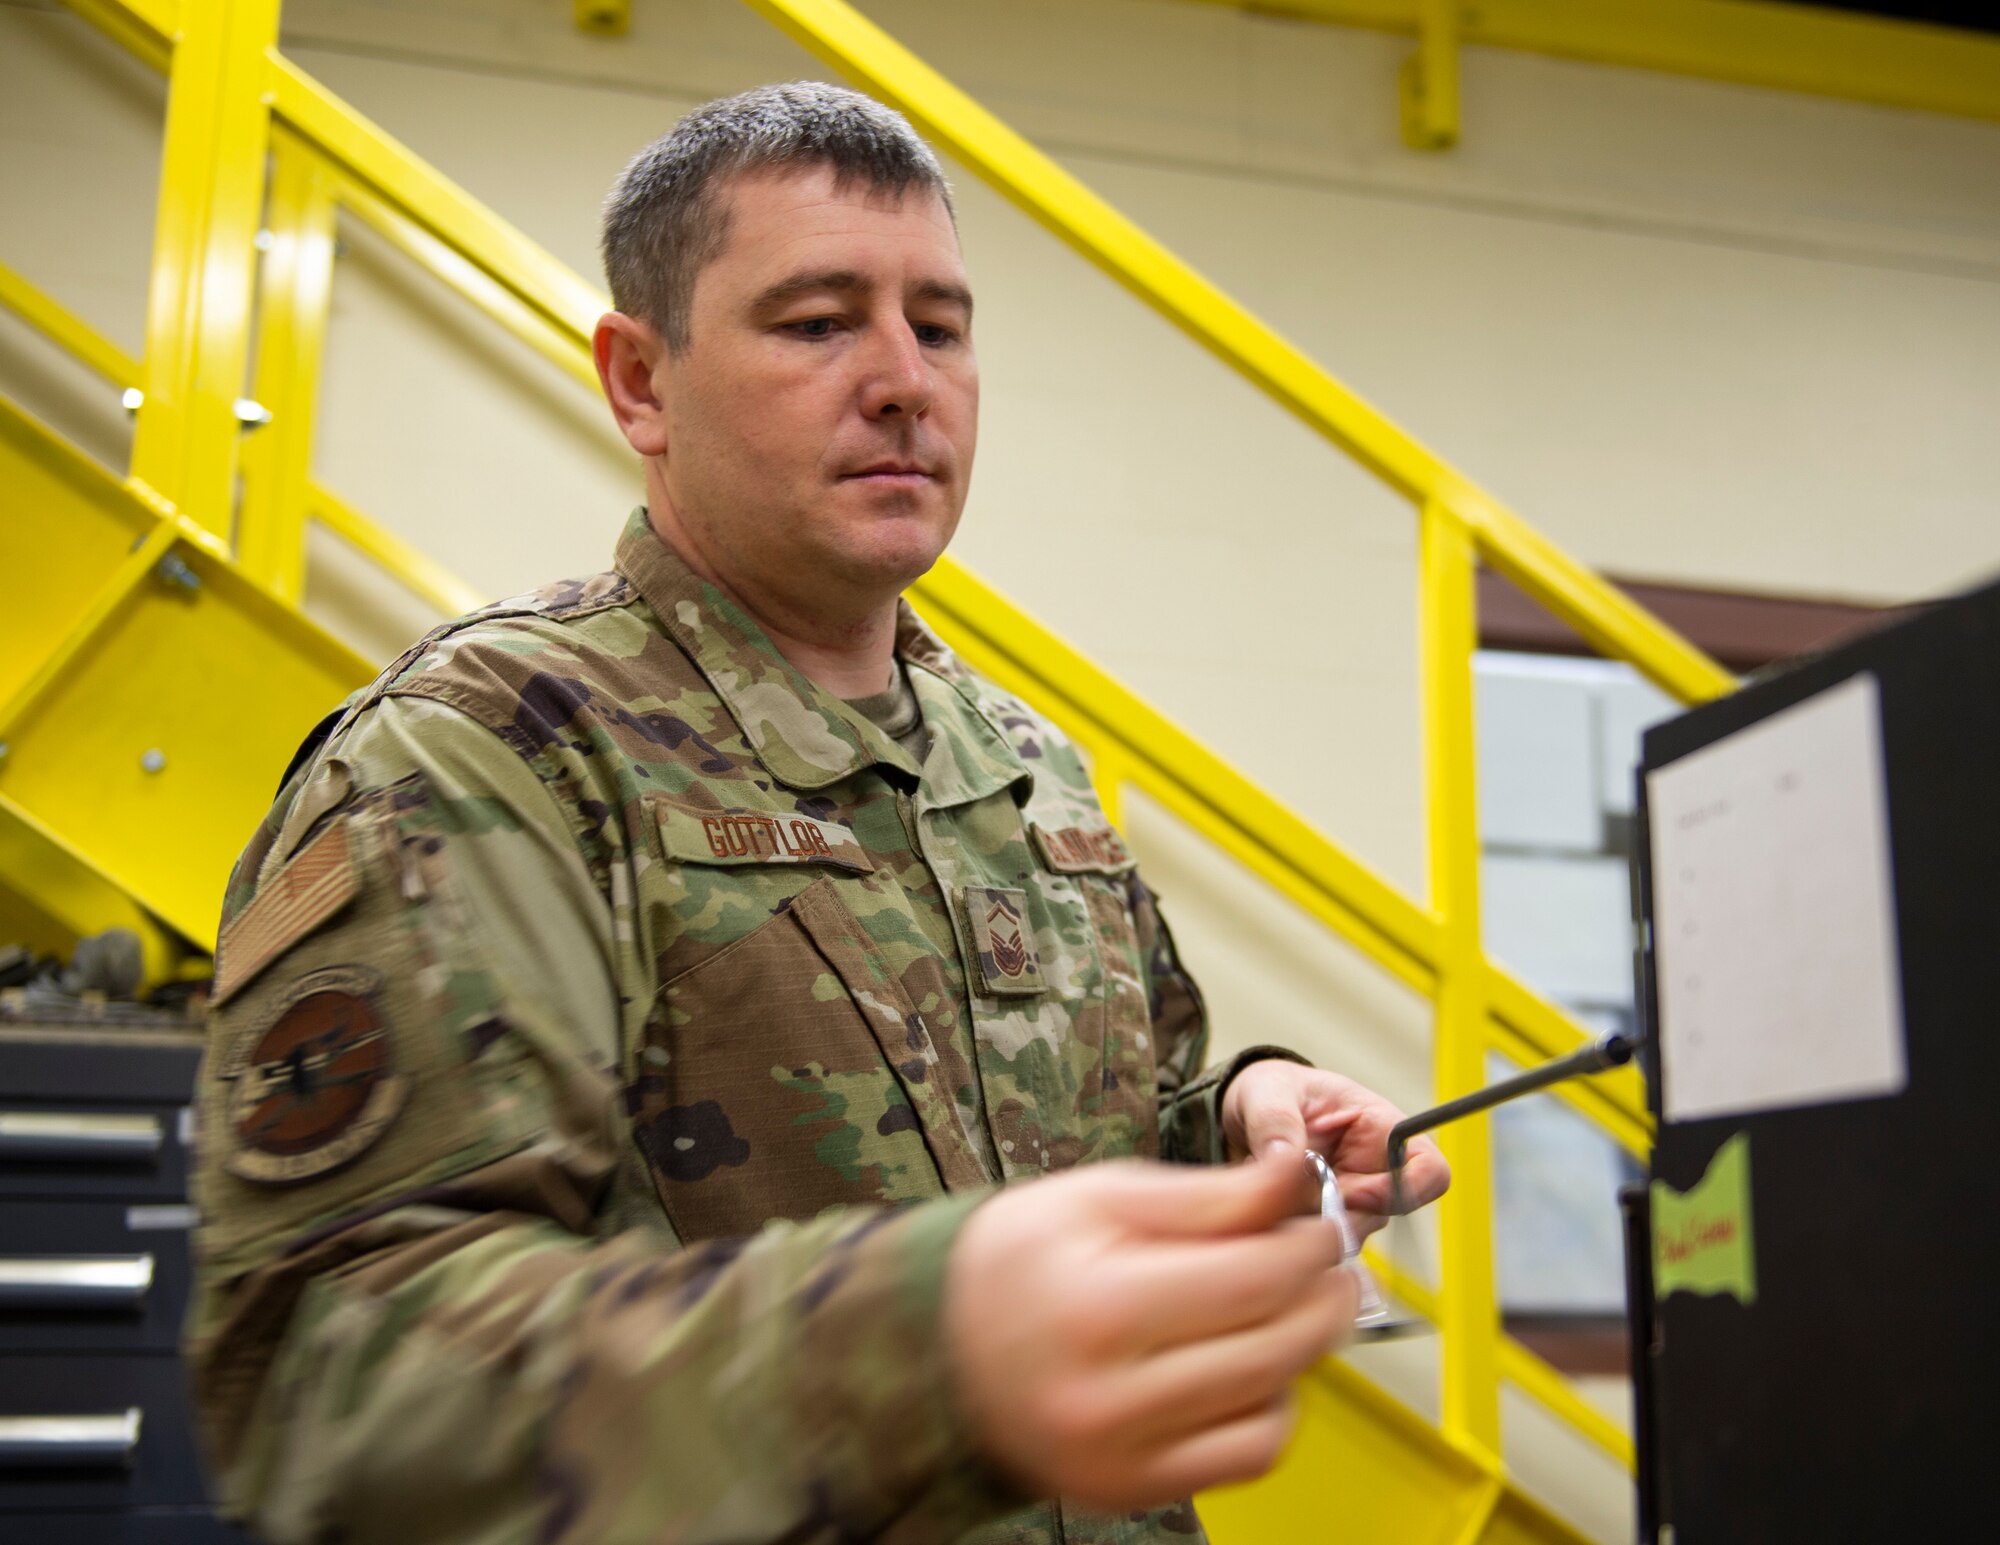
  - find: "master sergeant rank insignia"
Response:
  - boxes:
[962,886,1045,997]
[219,964,408,1185]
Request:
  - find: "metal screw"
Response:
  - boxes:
[154,554,202,593]
[233,398,273,430]
[575,0,629,34]
[140,749,167,774]
[121,388,144,413]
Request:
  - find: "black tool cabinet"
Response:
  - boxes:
[0,1024,247,1543]
[1630,575,2000,1542]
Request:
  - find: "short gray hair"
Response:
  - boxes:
[601,81,955,352]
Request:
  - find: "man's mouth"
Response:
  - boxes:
[843,462,934,483]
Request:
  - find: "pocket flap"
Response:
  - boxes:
[655,803,875,873]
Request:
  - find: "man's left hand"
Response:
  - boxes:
[1220,1060,1450,1240]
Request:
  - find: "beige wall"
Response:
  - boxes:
[6,2,2000,1536]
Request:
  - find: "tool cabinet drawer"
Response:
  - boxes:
[0,1199,196,1353]
[0,1106,194,1201]
[0,1354,211,1512]
[0,1029,203,1105]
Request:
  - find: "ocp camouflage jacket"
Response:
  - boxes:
[187,512,1285,1545]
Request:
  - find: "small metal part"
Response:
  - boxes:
[1307,1150,1402,1335]
[120,387,144,412]
[1385,1029,1637,1214]
[232,397,273,429]
[154,553,201,592]
[575,0,630,35]
[140,749,166,775]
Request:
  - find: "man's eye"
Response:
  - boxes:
[914,323,959,347]
[789,317,838,339]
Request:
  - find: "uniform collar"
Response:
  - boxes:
[614,510,1030,808]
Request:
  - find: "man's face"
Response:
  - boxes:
[651,164,978,617]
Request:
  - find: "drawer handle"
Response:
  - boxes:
[0,1255,155,1310]
[0,1112,164,1163]
[0,1409,142,1469]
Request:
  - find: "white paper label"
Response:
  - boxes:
[1647,672,1906,1123]
[125,1203,198,1232]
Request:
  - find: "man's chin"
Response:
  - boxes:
[828,509,958,593]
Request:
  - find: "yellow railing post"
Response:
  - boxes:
[1401,0,1461,150]
[1420,492,1502,1454]
[239,131,338,600]
[128,0,280,530]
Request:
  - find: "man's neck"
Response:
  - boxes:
[644,507,898,699]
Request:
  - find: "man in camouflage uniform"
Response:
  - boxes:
[188,83,1447,1544]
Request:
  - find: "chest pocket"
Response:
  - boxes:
[631,805,987,1243]
[944,803,1163,1176]
[1026,821,1161,1165]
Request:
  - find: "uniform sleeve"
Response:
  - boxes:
[187,697,1018,1545]
[1132,876,1310,1166]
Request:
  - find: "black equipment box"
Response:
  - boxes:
[1631,574,2000,1542]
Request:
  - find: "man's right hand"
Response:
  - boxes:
[942,1154,1356,1511]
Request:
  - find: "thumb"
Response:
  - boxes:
[1237,1089,1310,1165]
[1099,1152,1317,1239]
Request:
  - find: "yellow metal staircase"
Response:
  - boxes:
[0,0,1740,1538]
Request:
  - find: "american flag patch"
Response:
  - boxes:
[213,821,359,1006]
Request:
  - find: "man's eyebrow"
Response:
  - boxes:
[748,268,973,319]
[749,268,868,313]
[912,277,975,319]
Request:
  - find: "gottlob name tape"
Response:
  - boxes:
[1652,1132,1757,1306]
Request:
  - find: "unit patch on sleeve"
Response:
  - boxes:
[219,965,408,1185]
[1031,822,1135,876]
[962,886,1046,997]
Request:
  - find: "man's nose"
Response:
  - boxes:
[858,319,935,421]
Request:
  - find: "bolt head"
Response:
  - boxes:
[140,749,166,774]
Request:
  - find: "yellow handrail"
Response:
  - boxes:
[3,0,1746,1521]
[0,260,140,389]
[1178,0,2000,128]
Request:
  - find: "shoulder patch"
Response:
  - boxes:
[1032,822,1135,876]
[213,820,359,1007]
[656,803,875,873]
[219,964,408,1185]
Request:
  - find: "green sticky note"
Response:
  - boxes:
[1651,1131,1756,1305]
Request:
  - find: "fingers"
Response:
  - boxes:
[1096,1151,1319,1239]
[1091,1267,1358,1450]
[949,1156,1371,1516]
[1332,1134,1451,1218]
[1395,1135,1451,1210]
[1092,1219,1348,1356]
[1234,1077,1312,1164]
[1112,1393,1300,1505]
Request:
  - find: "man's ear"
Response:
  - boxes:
[594,311,671,458]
